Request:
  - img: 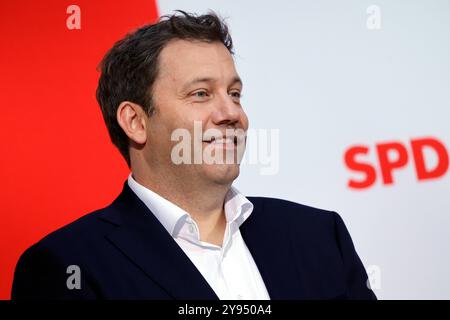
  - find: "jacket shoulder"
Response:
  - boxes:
[11,207,115,299]
[17,205,117,268]
[40,208,111,246]
[247,196,337,222]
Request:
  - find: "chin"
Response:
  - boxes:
[204,163,240,185]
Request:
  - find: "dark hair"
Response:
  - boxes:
[96,10,234,167]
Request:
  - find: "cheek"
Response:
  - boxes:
[160,105,192,132]
[182,108,211,128]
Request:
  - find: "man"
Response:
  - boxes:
[12,11,376,300]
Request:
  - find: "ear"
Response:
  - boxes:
[116,101,148,145]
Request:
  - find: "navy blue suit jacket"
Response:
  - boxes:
[12,182,376,300]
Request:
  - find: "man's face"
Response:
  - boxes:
[144,39,249,187]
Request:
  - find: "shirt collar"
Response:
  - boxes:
[127,173,254,237]
[223,185,254,227]
[127,173,188,236]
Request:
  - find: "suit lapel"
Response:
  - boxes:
[240,197,306,299]
[100,182,218,300]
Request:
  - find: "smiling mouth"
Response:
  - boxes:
[202,136,238,147]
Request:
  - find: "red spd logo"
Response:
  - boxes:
[344,137,449,189]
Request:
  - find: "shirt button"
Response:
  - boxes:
[188,224,195,233]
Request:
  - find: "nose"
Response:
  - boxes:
[211,92,242,127]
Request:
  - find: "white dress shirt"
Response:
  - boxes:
[127,174,270,300]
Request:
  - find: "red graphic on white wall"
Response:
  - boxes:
[345,137,449,189]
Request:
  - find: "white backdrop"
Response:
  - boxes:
[158,0,450,299]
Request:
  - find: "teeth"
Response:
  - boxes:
[212,138,234,144]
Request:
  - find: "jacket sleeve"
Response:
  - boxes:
[11,242,98,300]
[332,212,377,300]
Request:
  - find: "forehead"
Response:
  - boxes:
[156,39,238,85]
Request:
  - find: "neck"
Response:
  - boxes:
[131,166,230,246]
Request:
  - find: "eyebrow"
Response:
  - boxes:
[181,76,243,92]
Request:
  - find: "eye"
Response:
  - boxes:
[229,90,242,100]
[192,90,209,98]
